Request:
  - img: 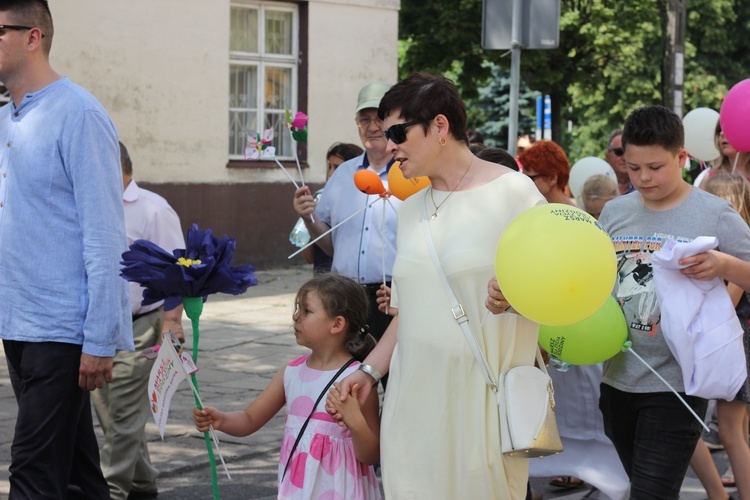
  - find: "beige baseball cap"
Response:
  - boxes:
[355,82,392,113]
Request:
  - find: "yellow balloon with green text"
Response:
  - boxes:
[539,296,628,364]
[495,203,617,326]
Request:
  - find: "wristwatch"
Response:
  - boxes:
[358,364,382,384]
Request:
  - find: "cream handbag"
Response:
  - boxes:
[498,350,563,457]
[422,207,563,458]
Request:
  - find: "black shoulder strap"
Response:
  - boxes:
[282,357,356,480]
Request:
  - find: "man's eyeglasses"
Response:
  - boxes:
[608,147,624,157]
[356,116,383,129]
[0,25,44,37]
[383,120,419,144]
[525,173,544,181]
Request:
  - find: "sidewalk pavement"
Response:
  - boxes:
[0,265,738,499]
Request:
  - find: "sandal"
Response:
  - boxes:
[722,467,736,487]
[549,476,585,489]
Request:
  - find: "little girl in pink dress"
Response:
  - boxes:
[194,274,381,499]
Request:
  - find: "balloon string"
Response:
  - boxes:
[732,153,740,174]
[380,200,388,316]
[624,346,709,432]
[385,197,399,214]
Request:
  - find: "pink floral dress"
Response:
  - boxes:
[278,355,381,500]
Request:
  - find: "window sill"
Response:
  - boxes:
[227,159,309,170]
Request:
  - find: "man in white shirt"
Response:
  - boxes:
[92,142,185,500]
[293,82,398,357]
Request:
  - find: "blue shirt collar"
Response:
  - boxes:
[360,154,396,175]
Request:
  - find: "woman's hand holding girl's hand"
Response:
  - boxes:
[327,384,366,429]
[326,373,373,425]
[193,406,222,432]
[329,382,381,465]
[485,277,514,314]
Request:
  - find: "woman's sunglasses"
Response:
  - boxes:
[383,120,420,144]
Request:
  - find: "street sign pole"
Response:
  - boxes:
[482,0,559,150]
[507,0,523,156]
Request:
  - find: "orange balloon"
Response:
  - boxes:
[387,161,431,200]
[353,169,386,195]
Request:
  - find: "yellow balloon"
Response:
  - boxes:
[495,203,617,326]
[387,161,431,200]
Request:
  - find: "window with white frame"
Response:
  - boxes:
[229,1,298,160]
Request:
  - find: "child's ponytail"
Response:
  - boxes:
[345,326,377,362]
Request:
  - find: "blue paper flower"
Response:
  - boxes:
[121,224,258,310]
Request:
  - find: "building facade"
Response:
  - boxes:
[49,0,400,266]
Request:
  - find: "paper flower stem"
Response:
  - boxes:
[289,127,306,187]
[273,158,300,190]
[295,153,305,186]
[183,296,220,500]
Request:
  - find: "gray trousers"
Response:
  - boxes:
[93,309,163,499]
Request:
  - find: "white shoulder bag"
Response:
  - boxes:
[421,205,563,458]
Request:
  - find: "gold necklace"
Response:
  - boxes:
[429,156,473,220]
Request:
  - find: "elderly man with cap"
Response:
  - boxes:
[293,82,398,366]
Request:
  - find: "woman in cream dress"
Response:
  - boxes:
[329,73,545,499]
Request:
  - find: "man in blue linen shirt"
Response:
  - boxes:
[0,1,133,498]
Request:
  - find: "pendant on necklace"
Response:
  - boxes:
[431,212,438,221]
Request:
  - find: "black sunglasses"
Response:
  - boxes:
[609,147,624,157]
[0,25,44,37]
[383,120,420,144]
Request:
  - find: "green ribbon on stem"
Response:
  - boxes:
[183,296,220,500]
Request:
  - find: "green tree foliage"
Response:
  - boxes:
[397,0,750,161]
[471,63,540,149]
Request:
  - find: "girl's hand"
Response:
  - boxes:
[485,277,514,314]
[376,284,398,316]
[327,383,364,429]
[193,406,222,432]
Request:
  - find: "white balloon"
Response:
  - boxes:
[569,157,617,198]
[683,108,720,161]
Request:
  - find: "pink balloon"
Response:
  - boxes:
[720,79,750,152]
